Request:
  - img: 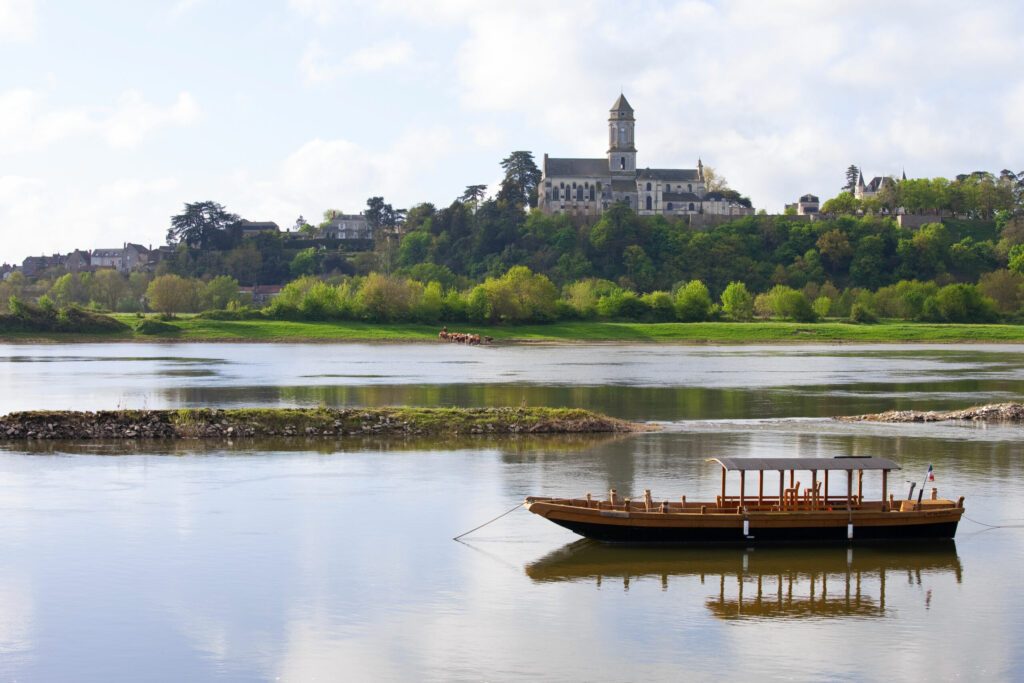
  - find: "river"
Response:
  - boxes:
[1,343,1022,681]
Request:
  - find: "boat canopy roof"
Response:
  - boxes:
[709,456,901,472]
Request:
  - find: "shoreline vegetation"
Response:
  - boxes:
[0,407,648,440]
[1,315,1024,344]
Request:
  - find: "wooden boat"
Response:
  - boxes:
[525,456,964,544]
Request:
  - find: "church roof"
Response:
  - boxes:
[664,191,701,202]
[637,168,701,181]
[545,157,608,177]
[610,93,633,113]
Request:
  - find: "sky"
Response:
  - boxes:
[2,0,1024,263]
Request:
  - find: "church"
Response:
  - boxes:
[538,94,754,219]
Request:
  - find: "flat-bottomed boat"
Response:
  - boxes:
[525,456,964,544]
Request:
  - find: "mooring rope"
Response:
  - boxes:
[452,501,525,541]
[962,514,1024,529]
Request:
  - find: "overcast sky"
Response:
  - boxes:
[3,0,1024,263]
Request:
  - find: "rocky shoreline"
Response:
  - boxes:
[837,402,1024,423]
[0,407,647,440]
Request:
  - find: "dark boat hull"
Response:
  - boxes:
[548,516,960,544]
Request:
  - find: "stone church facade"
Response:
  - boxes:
[538,94,754,219]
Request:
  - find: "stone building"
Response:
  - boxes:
[320,213,372,241]
[785,194,820,216]
[538,94,754,219]
[854,169,905,200]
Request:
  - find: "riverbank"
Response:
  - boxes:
[1,316,1024,344]
[838,402,1024,423]
[0,407,647,440]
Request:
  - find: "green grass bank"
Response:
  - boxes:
[1,316,1023,344]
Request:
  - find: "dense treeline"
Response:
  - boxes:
[393,205,1016,295]
[823,170,1023,218]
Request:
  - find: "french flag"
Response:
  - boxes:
[927,464,935,482]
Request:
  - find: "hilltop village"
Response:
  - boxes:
[3,94,1024,328]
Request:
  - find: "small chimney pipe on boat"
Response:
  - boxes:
[644,489,652,511]
[931,488,938,500]
[586,492,592,508]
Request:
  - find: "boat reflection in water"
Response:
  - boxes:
[525,540,962,619]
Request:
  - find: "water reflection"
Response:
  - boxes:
[4,342,1024,418]
[526,541,962,620]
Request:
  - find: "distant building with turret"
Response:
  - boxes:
[538,94,754,219]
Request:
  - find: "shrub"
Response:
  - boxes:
[720,281,753,321]
[849,303,878,324]
[134,318,180,335]
[674,280,712,322]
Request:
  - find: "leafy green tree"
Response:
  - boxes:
[289,247,321,277]
[821,192,860,215]
[497,151,542,208]
[200,276,241,310]
[923,284,998,322]
[167,201,240,247]
[398,231,432,267]
[674,280,712,322]
[977,269,1024,314]
[720,281,754,320]
[640,291,675,322]
[763,285,817,322]
[90,269,127,311]
[812,296,832,318]
[146,274,197,317]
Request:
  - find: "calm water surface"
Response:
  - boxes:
[1,343,1023,681]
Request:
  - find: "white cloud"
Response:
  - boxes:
[0,175,180,262]
[231,124,456,224]
[0,0,34,42]
[103,90,200,148]
[0,89,200,153]
[300,39,414,84]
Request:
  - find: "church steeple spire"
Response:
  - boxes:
[608,93,636,175]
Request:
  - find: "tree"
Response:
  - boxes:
[497,151,542,208]
[843,165,860,193]
[289,247,321,277]
[461,184,487,204]
[90,269,127,311]
[674,280,712,322]
[146,274,197,316]
[720,281,753,320]
[977,269,1023,314]
[821,192,860,215]
[365,196,406,231]
[167,201,240,247]
[702,166,729,192]
[200,276,241,310]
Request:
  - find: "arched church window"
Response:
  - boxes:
[620,157,625,170]
[619,127,626,144]
[667,202,674,211]
[646,196,653,210]
[589,187,595,201]
[688,202,695,211]
[646,182,652,191]
[576,187,583,201]
[688,183,692,192]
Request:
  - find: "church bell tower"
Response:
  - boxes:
[607,94,636,175]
